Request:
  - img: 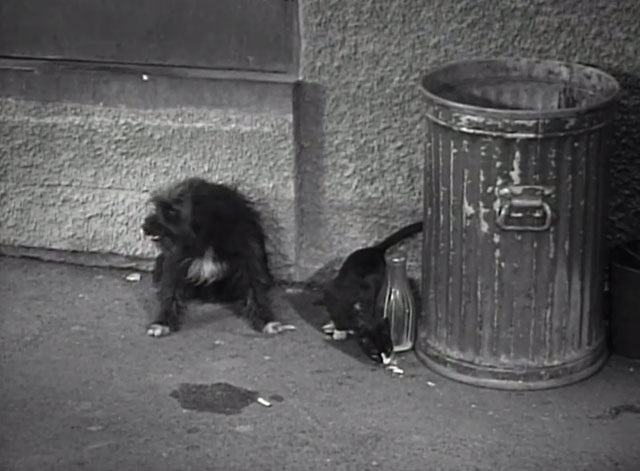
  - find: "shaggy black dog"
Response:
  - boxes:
[141,177,294,337]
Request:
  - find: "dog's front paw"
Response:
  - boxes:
[262,321,296,335]
[147,323,172,338]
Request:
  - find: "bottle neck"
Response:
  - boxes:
[386,259,408,278]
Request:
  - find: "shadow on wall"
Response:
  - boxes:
[602,68,640,245]
[293,81,331,281]
[293,81,424,284]
[594,67,640,354]
[249,191,291,278]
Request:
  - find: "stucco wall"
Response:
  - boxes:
[0,89,297,278]
[295,0,640,280]
[1,0,639,283]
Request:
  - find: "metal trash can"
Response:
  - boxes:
[417,58,620,390]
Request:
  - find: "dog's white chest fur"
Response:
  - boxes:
[187,248,227,285]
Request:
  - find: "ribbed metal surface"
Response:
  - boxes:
[417,58,620,390]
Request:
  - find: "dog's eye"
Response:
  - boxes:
[163,205,179,221]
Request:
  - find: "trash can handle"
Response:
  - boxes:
[496,185,554,232]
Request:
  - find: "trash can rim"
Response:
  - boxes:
[420,56,621,119]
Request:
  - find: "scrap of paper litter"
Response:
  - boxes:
[125,272,141,282]
[257,397,272,407]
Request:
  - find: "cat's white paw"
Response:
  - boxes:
[332,329,348,341]
[381,353,394,366]
[262,321,296,335]
[322,321,336,334]
[147,324,171,337]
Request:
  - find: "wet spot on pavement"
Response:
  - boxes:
[170,382,258,415]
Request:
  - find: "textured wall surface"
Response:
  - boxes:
[296,0,640,280]
[0,98,297,277]
[2,0,639,284]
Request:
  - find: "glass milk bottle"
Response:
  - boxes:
[376,250,416,352]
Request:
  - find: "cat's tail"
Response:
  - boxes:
[374,221,423,252]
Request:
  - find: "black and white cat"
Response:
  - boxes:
[322,222,423,364]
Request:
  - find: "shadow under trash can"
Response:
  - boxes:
[609,241,640,360]
[416,58,620,390]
